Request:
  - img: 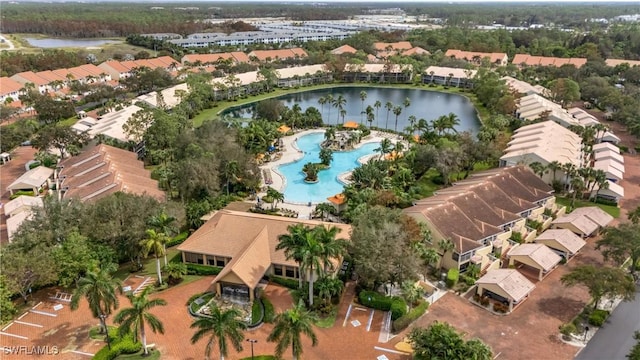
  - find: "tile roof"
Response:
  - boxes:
[374,41,413,51]
[331,44,357,55]
[58,144,164,202]
[3,195,43,217]
[248,48,308,61]
[508,243,562,271]
[402,47,430,56]
[177,210,351,268]
[605,58,640,67]
[445,49,507,64]
[0,77,24,95]
[11,71,49,86]
[477,269,536,302]
[511,54,587,68]
[552,212,599,236]
[568,207,614,228]
[592,142,620,154]
[424,66,477,79]
[535,229,586,255]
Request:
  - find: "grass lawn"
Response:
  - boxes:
[414,169,443,198]
[314,307,339,328]
[192,82,488,127]
[112,248,203,289]
[555,196,620,218]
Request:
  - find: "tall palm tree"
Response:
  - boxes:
[277,224,308,289]
[374,100,382,127]
[393,106,402,133]
[359,90,367,124]
[339,108,347,125]
[570,176,585,208]
[528,161,547,178]
[223,160,240,195]
[365,105,375,129]
[190,304,247,360]
[148,211,177,266]
[313,225,347,274]
[298,229,325,306]
[385,101,393,129]
[444,112,460,134]
[317,96,326,121]
[314,202,334,220]
[437,239,454,269]
[71,263,122,336]
[333,95,346,124]
[325,94,334,122]
[141,229,168,285]
[114,287,166,356]
[267,301,318,360]
[266,187,285,210]
[547,160,561,182]
[403,97,411,123]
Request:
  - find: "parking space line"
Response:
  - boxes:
[29,309,57,317]
[374,346,410,355]
[2,322,13,331]
[367,310,375,331]
[0,331,28,340]
[17,312,28,320]
[31,301,43,310]
[15,320,43,328]
[71,350,94,356]
[343,303,353,327]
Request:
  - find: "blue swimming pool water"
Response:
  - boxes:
[277,132,379,203]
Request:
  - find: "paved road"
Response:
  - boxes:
[576,285,640,360]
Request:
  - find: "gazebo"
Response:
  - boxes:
[277,125,291,134]
[343,121,359,129]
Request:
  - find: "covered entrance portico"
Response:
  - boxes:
[219,281,251,302]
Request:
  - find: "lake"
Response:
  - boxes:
[223,86,481,133]
[25,38,120,48]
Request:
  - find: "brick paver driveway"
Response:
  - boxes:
[392,241,607,360]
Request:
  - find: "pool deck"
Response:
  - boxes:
[257,128,402,217]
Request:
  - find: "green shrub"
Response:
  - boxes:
[460,275,476,286]
[9,190,35,200]
[262,296,275,323]
[392,300,429,332]
[619,145,628,153]
[588,309,610,326]
[446,269,459,288]
[493,302,509,313]
[480,296,490,307]
[358,291,392,311]
[166,232,189,247]
[269,276,299,289]
[186,264,222,275]
[510,232,523,243]
[390,298,408,321]
[559,322,577,336]
[92,333,142,360]
[595,198,618,206]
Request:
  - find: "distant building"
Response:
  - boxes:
[445,49,508,66]
[512,54,587,68]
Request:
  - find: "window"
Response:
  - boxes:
[274,265,283,276]
[285,267,295,278]
[184,252,201,264]
[206,255,215,266]
[216,258,226,267]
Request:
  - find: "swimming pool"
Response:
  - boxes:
[277,132,379,203]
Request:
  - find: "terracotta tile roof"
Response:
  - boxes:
[402,47,430,56]
[52,68,74,79]
[445,49,507,64]
[100,61,129,73]
[79,64,106,77]
[374,41,412,51]
[248,48,308,61]
[331,45,358,55]
[535,229,586,255]
[448,192,521,228]
[477,269,535,302]
[0,77,24,95]
[511,54,587,68]
[605,58,640,67]
[58,144,164,202]
[212,226,272,289]
[327,193,346,205]
[508,243,562,271]
[35,70,67,83]
[177,210,351,267]
[11,71,49,86]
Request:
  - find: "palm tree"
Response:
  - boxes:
[592,170,609,202]
[385,101,393,130]
[190,304,247,360]
[547,160,561,182]
[267,301,318,360]
[393,106,402,133]
[114,287,167,356]
[317,96,326,120]
[374,100,382,128]
[570,176,585,208]
[148,211,177,266]
[277,224,308,289]
[298,229,325,306]
[437,239,454,269]
[314,276,343,306]
[71,263,122,337]
[443,113,460,134]
[333,95,346,124]
[365,105,375,129]
[403,97,411,123]
[339,108,347,125]
[359,90,367,124]
[141,229,168,285]
[325,94,334,122]
[223,160,240,195]
[324,127,336,142]
[314,202,334,220]
[375,138,393,159]
[314,225,347,274]
[528,161,547,178]
[267,187,285,210]
[400,280,424,309]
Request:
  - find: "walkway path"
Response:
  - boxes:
[0,34,16,50]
